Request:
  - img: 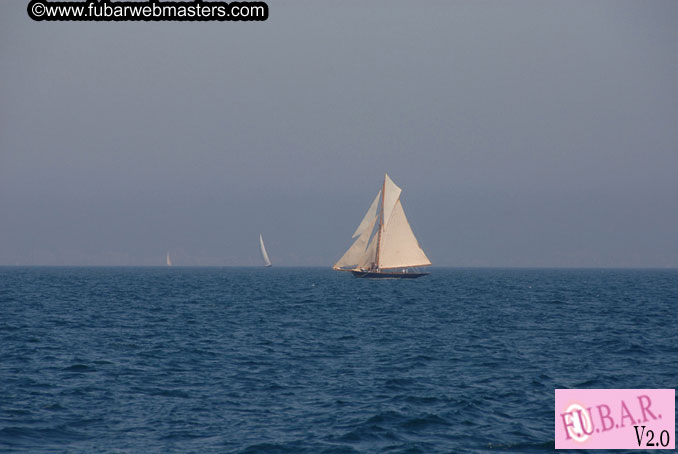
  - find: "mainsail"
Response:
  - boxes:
[378,199,431,269]
[259,234,272,267]
[166,252,172,267]
[333,173,431,274]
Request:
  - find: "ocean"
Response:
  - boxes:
[1,267,676,453]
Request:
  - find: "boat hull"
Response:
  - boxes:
[350,270,429,279]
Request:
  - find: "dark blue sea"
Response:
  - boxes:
[1,267,676,453]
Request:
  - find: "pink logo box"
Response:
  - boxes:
[555,389,675,449]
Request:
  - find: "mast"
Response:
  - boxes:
[375,174,386,271]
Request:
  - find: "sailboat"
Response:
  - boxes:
[333,174,431,278]
[166,251,172,267]
[259,234,272,267]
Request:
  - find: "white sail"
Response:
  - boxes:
[259,234,272,267]
[166,252,172,267]
[357,230,379,269]
[352,190,381,238]
[382,173,402,227]
[334,215,377,269]
[378,200,431,269]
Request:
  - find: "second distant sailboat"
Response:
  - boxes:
[259,234,272,267]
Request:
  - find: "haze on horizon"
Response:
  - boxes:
[1,1,677,268]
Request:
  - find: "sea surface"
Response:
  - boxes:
[1,267,676,454]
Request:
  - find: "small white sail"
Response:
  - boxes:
[259,234,272,267]
[166,252,172,267]
[382,173,402,227]
[357,231,379,269]
[334,215,377,269]
[378,200,431,269]
[352,190,381,238]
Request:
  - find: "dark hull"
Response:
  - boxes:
[351,270,429,279]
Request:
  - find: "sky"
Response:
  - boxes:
[1,1,677,267]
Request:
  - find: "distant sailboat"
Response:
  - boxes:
[259,234,272,267]
[166,251,172,267]
[333,174,431,278]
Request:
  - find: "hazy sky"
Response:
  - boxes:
[1,1,677,267]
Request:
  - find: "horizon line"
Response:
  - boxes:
[1,265,677,270]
